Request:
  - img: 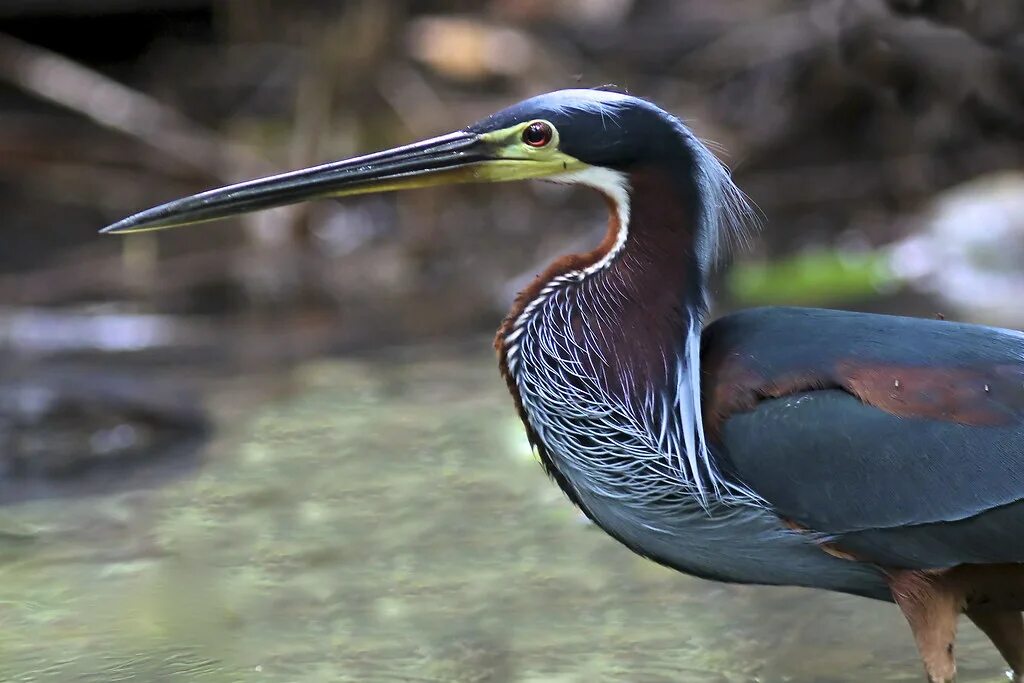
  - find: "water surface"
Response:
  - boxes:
[0,348,1008,682]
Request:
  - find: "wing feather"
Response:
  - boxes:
[703,307,1024,568]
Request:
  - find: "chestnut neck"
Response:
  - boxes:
[497,164,707,390]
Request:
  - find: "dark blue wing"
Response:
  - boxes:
[702,307,1024,569]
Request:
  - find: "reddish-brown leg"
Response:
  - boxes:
[967,610,1024,682]
[888,572,962,682]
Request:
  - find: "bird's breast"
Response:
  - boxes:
[498,293,887,600]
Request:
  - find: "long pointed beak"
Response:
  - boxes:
[101,131,493,234]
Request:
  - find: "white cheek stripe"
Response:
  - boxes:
[501,153,763,510]
[548,166,632,277]
[507,166,631,344]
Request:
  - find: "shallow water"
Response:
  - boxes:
[0,347,1009,682]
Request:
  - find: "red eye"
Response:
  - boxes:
[522,121,553,147]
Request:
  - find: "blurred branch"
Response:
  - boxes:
[0,32,304,269]
[0,33,269,182]
[0,1,209,18]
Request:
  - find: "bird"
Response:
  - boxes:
[102,88,1024,683]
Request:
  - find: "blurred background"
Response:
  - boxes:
[1,1,1023,681]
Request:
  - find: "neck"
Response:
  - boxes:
[496,159,736,504]
[498,163,708,388]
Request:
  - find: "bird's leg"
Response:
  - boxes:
[888,571,962,682]
[966,610,1024,682]
[901,593,960,682]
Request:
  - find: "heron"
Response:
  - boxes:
[102,88,1024,682]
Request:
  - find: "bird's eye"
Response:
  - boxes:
[522,121,553,148]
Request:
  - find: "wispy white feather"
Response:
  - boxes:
[504,100,763,528]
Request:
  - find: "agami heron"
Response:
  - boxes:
[103,89,1024,682]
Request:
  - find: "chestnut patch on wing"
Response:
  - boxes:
[838,361,1022,426]
[701,350,839,438]
[702,346,1024,436]
[780,517,861,561]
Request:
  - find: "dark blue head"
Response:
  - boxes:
[467,88,697,170]
[99,87,751,282]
